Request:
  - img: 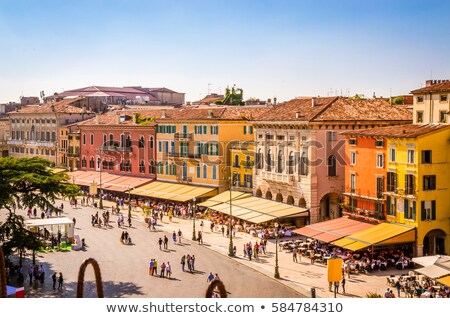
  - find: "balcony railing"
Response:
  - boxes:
[100,146,132,152]
[177,176,192,183]
[174,132,193,141]
[7,139,24,145]
[260,171,295,184]
[167,152,201,159]
[67,151,80,157]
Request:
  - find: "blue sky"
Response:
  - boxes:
[1,0,449,103]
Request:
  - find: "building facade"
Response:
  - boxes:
[252,97,412,225]
[411,79,450,124]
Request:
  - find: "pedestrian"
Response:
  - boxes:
[163,235,168,249]
[158,237,163,250]
[149,259,154,275]
[58,272,63,289]
[160,262,166,278]
[177,229,182,244]
[72,217,76,228]
[221,225,225,237]
[213,273,220,281]
[172,231,177,244]
[197,231,203,244]
[395,280,401,297]
[310,250,315,264]
[166,262,171,279]
[191,255,196,271]
[52,272,57,290]
[181,255,186,272]
[153,259,158,276]
[207,272,214,283]
[341,277,346,294]
[292,246,298,262]
[334,281,339,294]
[28,266,33,284]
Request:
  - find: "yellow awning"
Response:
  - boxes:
[332,222,415,251]
[130,181,217,202]
[437,275,450,287]
[52,168,68,174]
[199,190,252,207]
[202,193,308,224]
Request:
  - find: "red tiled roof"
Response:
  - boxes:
[342,123,450,138]
[9,97,92,114]
[411,80,450,94]
[253,97,412,122]
[57,86,160,101]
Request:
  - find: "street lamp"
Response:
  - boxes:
[192,198,197,241]
[274,221,280,279]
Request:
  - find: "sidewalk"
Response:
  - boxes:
[98,199,410,298]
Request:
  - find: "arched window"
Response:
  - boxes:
[328,155,337,177]
[300,151,308,175]
[165,161,169,174]
[203,164,208,179]
[139,136,145,148]
[196,163,201,178]
[266,149,272,172]
[256,149,263,169]
[89,157,95,168]
[149,161,156,174]
[277,150,284,173]
[149,136,154,149]
[234,154,240,167]
[139,160,145,173]
[109,134,114,146]
[212,165,217,180]
[288,151,294,174]
[182,162,188,178]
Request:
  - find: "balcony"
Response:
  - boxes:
[67,151,80,157]
[7,139,24,145]
[177,176,192,183]
[174,132,193,141]
[260,171,295,184]
[100,146,132,153]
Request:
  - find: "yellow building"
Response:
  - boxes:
[379,124,450,256]
[143,107,267,193]
[230,141,254,192]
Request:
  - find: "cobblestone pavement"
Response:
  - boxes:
[2,198,412,298]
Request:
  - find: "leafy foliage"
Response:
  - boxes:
[214,85,244,105]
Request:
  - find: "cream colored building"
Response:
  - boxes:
[7,98,94,166]
[411,79,450,124]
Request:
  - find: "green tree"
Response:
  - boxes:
[0,157,81,265]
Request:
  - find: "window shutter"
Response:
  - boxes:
[243,126,247,134]
[412,201,416,221]
[421,201,426,221]
[387,196,391,214]
[431,200,436,220]
[249,126,253,134]
[404,199,408,215]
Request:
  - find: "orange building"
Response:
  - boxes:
[342,131,387,220]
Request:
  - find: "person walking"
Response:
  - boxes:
[58,272,63,289]
[334,281,339,294]
[166,262,172,279]
[52,272,57,290]
[341,277,346,294]
[160,262,166,278]
[172,231,177,244]
[395,280,401,297]
[158,237,163,250]
[197,231,203,244]
[163,235,168,249]
[207,272,214,283]
[180,255,186,272]
[292,246,298,263]
[149,259,154,276]
[177,229,182,244]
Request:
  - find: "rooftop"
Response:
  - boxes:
[342,123,450,138]
[8,97,92,115]
[411,80,450,94]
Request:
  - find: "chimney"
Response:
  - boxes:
[207,110,213,119]
[132,112,137,123]
[273,97,277,105]
[296,112,301,119]
[161,110,166,119]
[116,112,120,124]
[425,80,433,87]
[96,114,100,124]
[311,97,316,107]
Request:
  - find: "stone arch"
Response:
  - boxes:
[299,197,307,208]
[255,188,262,198]
[275,193,283,202]
[286,195,294,205]
[265,190,273,200]
[423,229,446,256]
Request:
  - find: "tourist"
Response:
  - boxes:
[177,229,182,243]
[163,235,168,249]
[207,272,214,283]
[293,246,298,263]
[52,272,57,290]
[341,277,346,294]
[158,237,163,250]
[166,262,172,279]
[180,255,186,272]
[58,272,63,289]
[160,262,166,278]
[172,231,177,244]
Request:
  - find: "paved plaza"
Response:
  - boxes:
[2,198,412,298]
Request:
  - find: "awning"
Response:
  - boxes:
[68,170,153,192]
[130,181,218,202]
[199,190,252,207]
[293,217,376,243]
[414,265,450,279]
[437,275,450,287]
[51,168,68,174]
[332,222,415,251]
[412,255,449,267]
[200,192,308,224]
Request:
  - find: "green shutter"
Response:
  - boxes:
[421,201,426,221]
[431,200,436,220]
[412,201,416,221]
[249,126,253,134]
[203,125,207,134]
[386,196,391,214]
[393,198,397,216]
[404,199,408,215]
[244,126,247,134]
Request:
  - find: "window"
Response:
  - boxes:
[158,141,162,152]
[277,150,283,173]
[212,165,217,180]
[327,155,337,177]
[405,174,415,195]
[349,138,357,146]
[350,173,356,193]
[375,140,384,147]
[149,136,154,149]
[327,131,337,141]
[440,94,448,102]
[376,154,384,168]
[109,134,114,146]
[287,152,294,174]
[233,154,240,167]
[83,134,86,145]
[256,149,263,170]
[90,134,94,145]
[89,157,95,168]
[149,161,156,174]
[387,172,397,192]
[139,136,144,148]
[421,150,432,164]
[440,111,448,123]
[407,149,415,164]
[139,161,145,173]
[300,152,308,175]
[417,111,424,123]
[423,175,436,190]
[210,125,219,135]
[245,155,252,169]
[416,96,424,103]
[404,200,416,220]
[350,152,356,165]
[266,149,272,172]
[196,163,201,178]
[376,177,384,198]
[386,196,396,216]
[180,142,188,157]
[81,157,87,168]
[203,164,207,179]
[421,200,436,221]
[389,148,396,162]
